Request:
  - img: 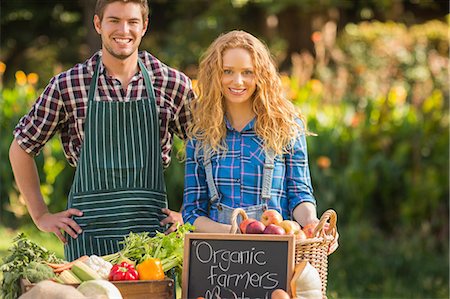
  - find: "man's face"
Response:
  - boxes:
[94,1,148,60]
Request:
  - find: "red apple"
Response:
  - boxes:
[263,224,286,235]
[239,218,256,234]
[302,223,317,238]
[260,209,283,226]
[246,220,266,234]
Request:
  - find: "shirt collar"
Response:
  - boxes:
[225,116,256,132]
[91,50,143,81]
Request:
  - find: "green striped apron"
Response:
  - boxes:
[64,58,167,260]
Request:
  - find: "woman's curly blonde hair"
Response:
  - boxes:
[189,30,310,155]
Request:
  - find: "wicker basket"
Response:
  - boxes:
[230,208,337,299]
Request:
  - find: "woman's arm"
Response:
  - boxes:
[182,140,212,227]
[292,202,319,227]
[286,130,318,225]
[193,216,233,233]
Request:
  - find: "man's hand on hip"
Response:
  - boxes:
[35,208,83,243]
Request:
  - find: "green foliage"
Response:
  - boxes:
[292,20,449,233]
[327,222,448,298]
[0,82,39,225]
[164,136,186,212]
[0,80,74,226]
[1,0,85,89]
[287,19,449,298]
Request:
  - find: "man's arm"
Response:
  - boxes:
[9,139,83,243]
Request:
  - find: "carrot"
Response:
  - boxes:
[49,255,89,273]
[45,261,69,269]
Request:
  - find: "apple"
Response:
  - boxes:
[239,218,257,234]
[279,220,306,240]
[270,289,290,299]
[260,209,283,226]
[246,220,266,234]
[263,224,286,235]
[295,229,308,240]
[302,223,317,238]
[278,220,300,234]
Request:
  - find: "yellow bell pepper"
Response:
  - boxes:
[137,258,165,280]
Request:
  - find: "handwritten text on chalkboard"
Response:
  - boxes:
[183,234,294,299]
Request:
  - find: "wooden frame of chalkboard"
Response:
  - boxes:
[182,233,295,299]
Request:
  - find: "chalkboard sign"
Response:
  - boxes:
[182,233,295,299]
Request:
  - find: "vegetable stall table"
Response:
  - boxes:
[20,277,175,299]
[4,213,337,299]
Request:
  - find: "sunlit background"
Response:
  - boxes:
[1,1,448,298]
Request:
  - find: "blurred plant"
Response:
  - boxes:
[0,67,74,226]
[283,20,449,299]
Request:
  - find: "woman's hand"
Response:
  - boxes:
[35,208,83,243]
[161,208,184,234]
[328,229,339,254]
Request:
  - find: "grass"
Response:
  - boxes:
[0,225,64,260]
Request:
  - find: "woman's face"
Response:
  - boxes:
[221,47,257,107]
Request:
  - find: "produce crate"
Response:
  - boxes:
[20,278,175,299]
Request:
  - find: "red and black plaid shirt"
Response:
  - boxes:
[14,51,194,168]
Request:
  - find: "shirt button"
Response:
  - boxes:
[235,179,240,183]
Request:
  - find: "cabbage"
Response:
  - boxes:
[77,280,122,299]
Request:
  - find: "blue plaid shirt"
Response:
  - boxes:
[182,117,315,225]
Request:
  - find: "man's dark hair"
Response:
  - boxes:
[95,0,149,22]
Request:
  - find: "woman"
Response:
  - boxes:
[182,30,318,233]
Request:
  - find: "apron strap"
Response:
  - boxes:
[203,144,276,206]
[87,58,101,103]
[203,144,220,205]
[261,148,276,203]
[138,59,157,105]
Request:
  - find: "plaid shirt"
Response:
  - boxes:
[14,51,194,168]
[182,118,316,225]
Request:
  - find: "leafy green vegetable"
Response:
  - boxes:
[102,223,195,284]
[22,261,55,283]
[0,233,63,299]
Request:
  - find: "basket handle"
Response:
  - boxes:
[313,209,337,238]
[229,208,248,234]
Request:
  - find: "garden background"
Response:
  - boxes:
[0,0,449,298]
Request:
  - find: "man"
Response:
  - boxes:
[9,0,193,260]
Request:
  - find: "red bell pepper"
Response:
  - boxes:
[108,261,139,281]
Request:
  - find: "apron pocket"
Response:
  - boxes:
[71,188,167,237]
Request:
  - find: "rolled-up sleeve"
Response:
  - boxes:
[287,131,316,214]
[13,77,65,156]
[182,139,210,225]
